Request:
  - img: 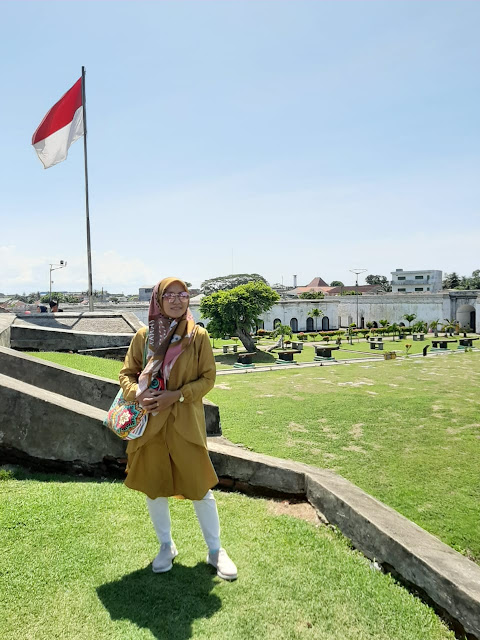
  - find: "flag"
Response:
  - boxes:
[32,77,84,169]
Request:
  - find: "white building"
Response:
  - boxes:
[391,269,443,294]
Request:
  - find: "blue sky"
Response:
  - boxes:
[1,1,479,294]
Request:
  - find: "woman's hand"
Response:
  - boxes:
[137,388,181,413]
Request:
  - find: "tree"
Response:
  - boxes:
[271,323,292,349]
[379,319,389,328]
[470,270,480,289]
[201,273,268,295]
[330,281,344,287]
[199,282,279,352]
[403,313,417,326]
[429,319,440,337]
[299,290,324,299]
[365,275,391,291]
[307,308,323,331]
[442,272,460,289]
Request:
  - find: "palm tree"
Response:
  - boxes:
[379,319,389,328]
[308,308,323,331]
[403,313,417,327]
[443,318,457,337]
[429,319,440,337]
[390,322,399,341]
[272,323,293,349]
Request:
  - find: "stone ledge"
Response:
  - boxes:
[207,439,480,640]
[0,347,221,435]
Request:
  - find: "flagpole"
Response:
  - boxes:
[81,66,94,312]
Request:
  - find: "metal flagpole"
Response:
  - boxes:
[81,66,94,312]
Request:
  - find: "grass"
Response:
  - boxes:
[27,347,480,562]
[0,469,456,640]
[208,352,480,563]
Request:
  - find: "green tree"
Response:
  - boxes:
[403,313,417,326]
[201,273,268,295]
[365,274,391,292]
[379,319,389,328]
[429,319,440,337]
[330,281,344,287]
[40,292,66,303]
[299,290,325,299]
[470,270,480,289]
[199,281,279,352]
[442,272,461,289]
[271,323,293,349]
[307,308,323,331]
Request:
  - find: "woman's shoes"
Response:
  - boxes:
[152,541,178,573]
[207,548,238,581]
[152,544,238,581]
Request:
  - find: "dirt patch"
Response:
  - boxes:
[342,445,367,454]
[215,383,231,390]
[289,422,307,433]
[350,423,364,439]
[267,499,321,525]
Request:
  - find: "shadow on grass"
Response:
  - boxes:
[97,563,221,639]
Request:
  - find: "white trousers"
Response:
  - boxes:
[146,490,221,551]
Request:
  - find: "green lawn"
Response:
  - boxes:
[0,470,456,640]
[27,348,480,563]
[208,352,480,564]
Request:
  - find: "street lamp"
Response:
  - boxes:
[49,260,67,304]
[349,268,367,329]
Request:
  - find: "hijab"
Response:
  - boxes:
[136,277,196,396]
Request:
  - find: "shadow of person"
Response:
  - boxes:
[97,563,221,639]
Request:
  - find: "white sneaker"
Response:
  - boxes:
[207,548,237,581]
[152,542,178,573]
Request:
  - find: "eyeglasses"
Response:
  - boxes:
[162,293,190,302]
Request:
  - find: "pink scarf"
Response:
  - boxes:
[136,277,196,397]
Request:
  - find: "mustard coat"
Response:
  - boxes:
[118,326,218,499]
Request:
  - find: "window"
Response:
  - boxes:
[415,287,423,292]
[398,288,406,292]
[397,276,406,280]
[415,275,423,280]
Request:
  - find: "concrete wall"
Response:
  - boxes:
[62,295,480,334]
[11,325,135,351]
[0,346,221,436]
[0,314,14,347]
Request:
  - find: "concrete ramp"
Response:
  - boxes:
[0,373,126,474]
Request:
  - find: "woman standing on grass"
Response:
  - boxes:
[119,277,237,580]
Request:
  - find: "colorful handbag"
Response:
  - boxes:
[104,333,154,440]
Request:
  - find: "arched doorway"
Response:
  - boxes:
[372,321,378,328]
[273,318,281,329]
[456,304,476,331]
[360,317,365,329]
[306,317,314,331]
[322,316,329,330]
[290,318,298,332]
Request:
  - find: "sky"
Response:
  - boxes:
[1,1,479,295]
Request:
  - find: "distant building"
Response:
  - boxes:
[139,286,154,302]
[290,276,380,297]
[391,269,442,294]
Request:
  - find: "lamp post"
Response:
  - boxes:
[49,260,67,304]
[349,268,367,329]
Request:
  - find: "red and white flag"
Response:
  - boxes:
[32,77,84,169]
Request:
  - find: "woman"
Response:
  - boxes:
[119,277,237,580]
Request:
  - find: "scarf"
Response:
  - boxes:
[136,277,196,397]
